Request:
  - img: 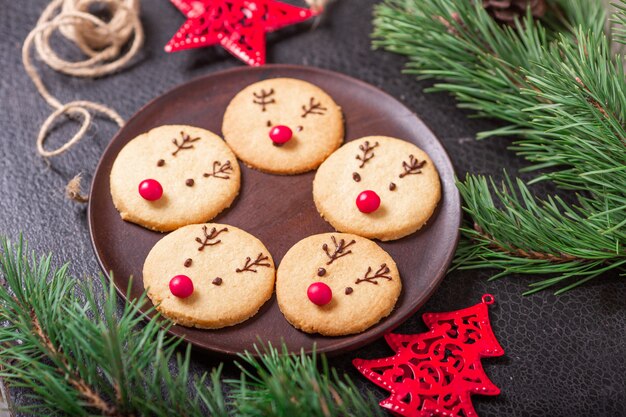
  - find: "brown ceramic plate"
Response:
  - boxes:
[88,65,460,356]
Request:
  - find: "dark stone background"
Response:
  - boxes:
[1,1,625,416]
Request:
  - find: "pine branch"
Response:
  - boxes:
[452,175,625,295]
[229,344,384,417]
[0,238,215,417]
[373,0,626,293]
[611,0,626,46]
[0,237,380,416]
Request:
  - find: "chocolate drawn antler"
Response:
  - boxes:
[301,97,327,118]
[195,226,228,251]
[203,160,233,180]
[356,140,379,168]
[323,236,356,265]
[355,264,392,285]
[236,253,271,273]
[399,155,427,178]
[253,89,276,111]
[172,131,201,156]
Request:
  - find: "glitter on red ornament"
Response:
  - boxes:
[138,179,163,201]
[169,275,194,298]
[165,0,319,66]
[353,295,504,417]
[356,190,381,213]
[307,282,332,305]
[269,125,293,144]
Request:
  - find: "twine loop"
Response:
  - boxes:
[60,0,137,55]
[22,0,143,158]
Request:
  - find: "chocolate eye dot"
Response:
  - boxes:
[352,172,361,182]
[184,258,192,267]
[212,277,223,286]
[157,159,165,167]
[389,182,396,191]
[317,267,326,277]
[345,287,354,295]
[186,179,195,187]
[267,120,272,127]
[296,126,303,132]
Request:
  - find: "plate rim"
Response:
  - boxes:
[88,64,462,356]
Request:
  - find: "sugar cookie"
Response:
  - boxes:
[313,136,441,241]
[143,223,275,329]
[276,233,401,336]
[222,78,344,174]
[110,125,241,232]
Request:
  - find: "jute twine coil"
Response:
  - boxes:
[22,0,143,201]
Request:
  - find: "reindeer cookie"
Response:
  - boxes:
[222,78,344,174]
[313,136,441,241]
[143,223,275,329]
[276,233,401,336]
[110,125,241,232]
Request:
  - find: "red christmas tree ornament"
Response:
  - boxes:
[165,0,319,66]
[353,295,504,417]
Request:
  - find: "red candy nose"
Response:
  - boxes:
[356,190,381,213]
[269,125,293,145]
[138,179,163,201]
[169,275,194,298]
[307,282,333,306]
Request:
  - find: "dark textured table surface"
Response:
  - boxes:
[1,1,625,416]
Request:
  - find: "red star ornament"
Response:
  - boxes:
[353,295,504,417]
[165,0,318,66]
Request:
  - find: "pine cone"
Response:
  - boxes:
[482,0,547,24]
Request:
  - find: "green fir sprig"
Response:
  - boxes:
[0,238,380,417]
[373,0,626,293]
